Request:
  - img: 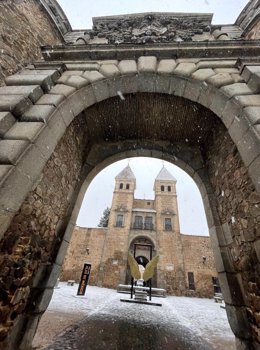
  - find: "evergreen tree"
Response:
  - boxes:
[98,207,110,227]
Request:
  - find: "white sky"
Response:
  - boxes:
[56,0,249,236]
[57,0,248,29]
[77,158,209,236]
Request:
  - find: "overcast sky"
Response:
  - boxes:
[56,0,249,236]
[57,0,248,29]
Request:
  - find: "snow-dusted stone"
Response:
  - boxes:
[138,56,157,73]
[241,65,260,82]
[21,105,55,122]
[66,63,100,71]
[206,73,234,88]
[118,60,137,75]
[157,60,177,74]
[57,75,89,89]
[197,60,237,69]
[49,84,76,97]
[221,83,253,98]
[4,122,44,141]
[0,112,16,137]
[174,63,196,77]
[248,72,260,93]
[5,74,54,93]
[214,68,239,74]
[244,106,260,125]
[0,85,43,103]
[0,95,32,118]
[83,71,105,82]
[99,64,120,77]
[35,94,65,107]
[18,69,60,83]
[191,68,215,81]
[235,94,260,107]
[0,139,29,164]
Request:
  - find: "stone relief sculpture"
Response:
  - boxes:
[83,13,212,44]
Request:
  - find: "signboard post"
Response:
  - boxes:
[77,263,91,296]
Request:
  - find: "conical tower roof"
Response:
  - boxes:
[155,167,177,182]
[115,165,136,180]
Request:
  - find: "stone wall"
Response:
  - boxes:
[0,115,89,348]
[206,123,260,344]
[61,227,107,285]
[182,234,217,298]
[0,0,62,86]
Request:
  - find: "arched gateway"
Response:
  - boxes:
[0,1,259,349]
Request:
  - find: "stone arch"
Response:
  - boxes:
[0,60,259,349]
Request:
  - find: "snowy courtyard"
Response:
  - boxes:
[33,282,235,350]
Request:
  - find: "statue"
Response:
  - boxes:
[127,253,159,283]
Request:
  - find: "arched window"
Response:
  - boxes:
[119,183,123,189]
[126,184,130,190]
[161,185,164,192]
[168,186,171,192]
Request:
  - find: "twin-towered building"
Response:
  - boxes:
[62,165,218,297]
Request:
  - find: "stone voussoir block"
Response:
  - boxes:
[157,59,177,74]
[0,95,32,118]
[0,112,16,137]
[5,74,54,93]
[21,105,55,123]
[18,69,61,83]
[0,165,13,185]
[248,154,260,192]
[0,85,44,104]
[247,71,260,93]
[234,94,260,107]
[241,65,260,82]
[138,56,157,73]
[35,94,65,107]
[118,60,137,75]
[191,68,215,81]
[243,106,260,125]
[49,84,76,97]
[99,64,121,78]
[220,83,253,98]
[0,139,29,164]
[237,126,260,167]
[206,73,234,88]
[173,62,196,77]
[4,122,44,142]
[57,75,89,89]
[83,70,105,82]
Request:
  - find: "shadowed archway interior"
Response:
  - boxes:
[1,92,258,349]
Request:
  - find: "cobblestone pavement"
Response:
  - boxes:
[33,284,235,350]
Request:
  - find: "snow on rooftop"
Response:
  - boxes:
[155,166,177,182]
[115,165,136,180]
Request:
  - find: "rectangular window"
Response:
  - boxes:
[116,214,123,227]
[133,216,143,229]
[164,218,172,231]
[144,216,153,230]
[168,186,171,192]
[188,272,195,290]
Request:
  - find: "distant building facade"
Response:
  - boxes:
[61,165,218,297]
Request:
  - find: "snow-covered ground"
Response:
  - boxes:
[33,282,235,350]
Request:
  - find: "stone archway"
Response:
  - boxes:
[0,64,259,349]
